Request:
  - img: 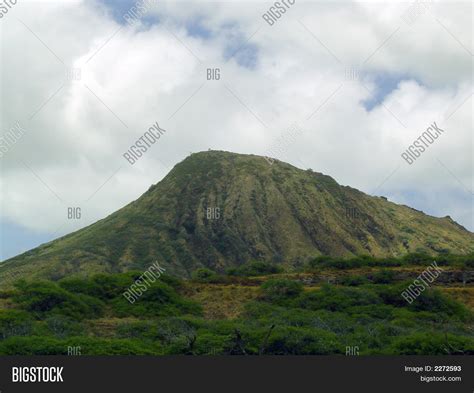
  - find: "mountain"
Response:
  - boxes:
[1,150,472,286]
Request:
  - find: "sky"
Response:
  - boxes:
[0,0,472,260]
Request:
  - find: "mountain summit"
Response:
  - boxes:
[1,151,472,284]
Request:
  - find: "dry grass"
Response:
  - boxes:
[85,317,140,337]
[182,283,260,319]
[440,286,474,310]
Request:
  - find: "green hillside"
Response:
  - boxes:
[1,150,472,286]
[1,258,473,355]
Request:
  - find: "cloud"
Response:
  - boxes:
[0,0,472,259]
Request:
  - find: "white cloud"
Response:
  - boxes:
[0,0,472,242]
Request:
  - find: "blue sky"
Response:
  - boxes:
[362,72,410,110]
[95,0,259,69]
[1,220,53,260]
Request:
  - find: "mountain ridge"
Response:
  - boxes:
[1,150,472,286]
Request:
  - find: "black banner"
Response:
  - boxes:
[0,356,472,393]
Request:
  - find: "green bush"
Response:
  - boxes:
[264,326,341,355]
[371,270,396,284]
[192,268,218,282]
[297,285,381,312]
[402,253,432,266]
[0,310,33,339]
[58,277,102,297]
[60,272,141,300]
[375,282,471,320]
[116,320,156,339]
[112,280,202,318]
[193,331,231,355]
[0,336,162,355]
[116,317,199,346]
[463,255,474,268]
[305,255,402,270]
[227,261,283,277]
[13,281,104,320]
[260,279,303,303]
[408,289,470,320]
[305,256,335,270]
[0,336,67,355]
[389,333,474,355]
[303,253,474,271]
[340,275,369,286]
[1,268,473,356]
[45,315,83,338]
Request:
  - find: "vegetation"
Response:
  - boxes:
[304,253,474,270]
[1,151,473,286]
[0,152,471,355]
[1,256,473,355]
[227,261,283,277]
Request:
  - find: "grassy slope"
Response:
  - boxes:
[1,263,473,355]
[1,151,472,286]
[183,268,474,319]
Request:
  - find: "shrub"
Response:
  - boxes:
[264,326,341,355]
[371,270,396,284]
[305,256,335,270]
[13,281,104,320]
[116,321,156,339]
[376,282,415,307]
[193,331,232,355]
[192,268,218,282]
[0,336,162,355]
[58,277,101,297]
[389,333,474,355]
[90,273,142,299]
[260,279,303,303]
[297,285,381,312]
[112,280,202,318]
[0,336,67,355]
[340,275,369,286]
[402,253,432,266]
[45,315,83,338]
[463,255,474,268]
[60,272,148,300]
[0,310,33,339]
[155,317,197,345]
[408,289,470,320]
[227,261,283,277]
